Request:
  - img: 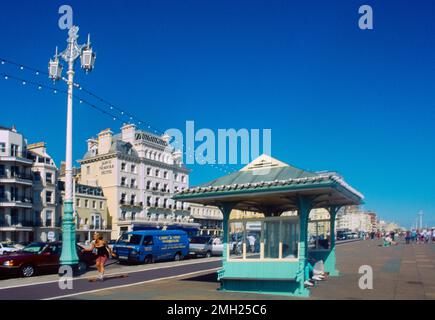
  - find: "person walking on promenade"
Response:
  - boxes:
[405,231,411,244]
[82,233,115,281]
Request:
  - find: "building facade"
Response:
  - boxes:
[190,204,223,236]
[78,124,197,239]
[0,126,34,242]
[27,142,61,242]
[58,180,111,242]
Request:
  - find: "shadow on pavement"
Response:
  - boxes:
[181,272,218,283]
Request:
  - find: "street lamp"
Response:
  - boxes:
[49,26,96,267]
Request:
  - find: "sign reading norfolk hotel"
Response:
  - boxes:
[100,160,114,175]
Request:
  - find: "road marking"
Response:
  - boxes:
[0,258,221,291]
[44,267,221,300]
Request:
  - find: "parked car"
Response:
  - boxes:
[107,240,117,251]
[211,237,223,256]
[0,242,97,278]
[113,230,189,264]
[13,242,30,251]
[188,236,214,258]
[0,242,18,255]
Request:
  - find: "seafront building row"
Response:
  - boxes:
[0,125,379,243]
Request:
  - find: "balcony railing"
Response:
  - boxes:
[120,200,143,207]
[0,172,33,181]
[0,196,33,204]
[0,221,36,228]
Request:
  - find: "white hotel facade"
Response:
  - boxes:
[78,124,199,239]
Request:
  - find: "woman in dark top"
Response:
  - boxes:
[83,233,115,281]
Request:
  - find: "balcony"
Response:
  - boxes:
[0,150,33,165]
[0,172,33,185]
[0,221,36,230]
[119,199,143,209]
[0,196,33,208]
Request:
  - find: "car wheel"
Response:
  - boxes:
[21,265,35,278]
[77,261,88,274]
[174,253,182,262]
[144,255,154,264]
[205,251,212,258]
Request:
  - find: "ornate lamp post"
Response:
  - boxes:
[49,26,96,266]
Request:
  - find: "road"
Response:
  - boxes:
[0,258,222,300]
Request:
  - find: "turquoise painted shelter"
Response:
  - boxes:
[173,155,364,297]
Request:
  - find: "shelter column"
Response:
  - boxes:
[296,196,312,296]
[218,203,237,264]
[326,206,340,276]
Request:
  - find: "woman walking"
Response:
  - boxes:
[83,233,115,281]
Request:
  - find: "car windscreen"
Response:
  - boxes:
[118,234,142,245]
[189,237,209,244]
[22,243,47,253]
[1,243,15,248]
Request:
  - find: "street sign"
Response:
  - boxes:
[48,231,55,242]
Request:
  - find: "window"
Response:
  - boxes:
[155,197,160,207]
[174,174,178,181]
[121,177,127,186]
[181,175,186,183]
[163,184,168,192]
[45,210,53,227]
[84,199,89,208]
[0,186,5,199]
[92,214,101,229]
[0,143,5,153]
[92,201,96,209]
[228,217,299,261]
[131,179,136,188]
[131,164,136,173]
[146,181,151,190]
[46,191,53,204]
[121,163,126,171]
[163,171,168,179]
[0,165,5,177]
[76,198,80,208]
[155,183,160,191]
[146,196,151,207]
[163,199,168,208]
[143,235,153,246]
[46,172,53,184]
[99,201,103,210]
[10,144,19,157]
[147,168,151,175]
[130,195,136,205]
[86,166,90,175]
[121,211,126,220]
[155,170,160,178]
[121,193,126,204]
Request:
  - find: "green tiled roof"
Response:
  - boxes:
[198,166,318,188]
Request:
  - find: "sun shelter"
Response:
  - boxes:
[173,155,364,297]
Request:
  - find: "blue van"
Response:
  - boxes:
[113,230,189,264]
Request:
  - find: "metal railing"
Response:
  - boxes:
[0,196,33,203]
[0,172,33,180]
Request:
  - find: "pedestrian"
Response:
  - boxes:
[82,233,115,281]
[405,231,411,244]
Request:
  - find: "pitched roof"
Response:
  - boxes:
[173,155,364,212]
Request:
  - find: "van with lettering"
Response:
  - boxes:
[113,230,189,264]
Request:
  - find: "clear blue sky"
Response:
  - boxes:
[1,0,434,228]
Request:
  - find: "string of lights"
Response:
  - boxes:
[0,58,240,174]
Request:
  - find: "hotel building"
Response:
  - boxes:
[78,124,197,239]
[0,126,34,242]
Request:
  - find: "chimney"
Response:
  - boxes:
[98,128,113,154]
[87,138,98,151]
[121,123,136,144]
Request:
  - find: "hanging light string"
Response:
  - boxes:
[0,71,239,175]
[0,57,240,174]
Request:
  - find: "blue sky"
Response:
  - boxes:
[1,0,434,228]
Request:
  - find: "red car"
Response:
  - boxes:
[0,242,97,278]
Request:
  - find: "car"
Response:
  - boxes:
[12,242,30,251]
[0,242,97,278]
[211,237,223,256]
[107,240,117,251]
[113,230,189,264]
[0,242,18,255]
[188,236,215,258]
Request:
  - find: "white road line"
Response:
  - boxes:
[0,258,221,291]
[44,267,221,300]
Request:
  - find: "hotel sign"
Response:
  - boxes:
[100,160,114,175]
